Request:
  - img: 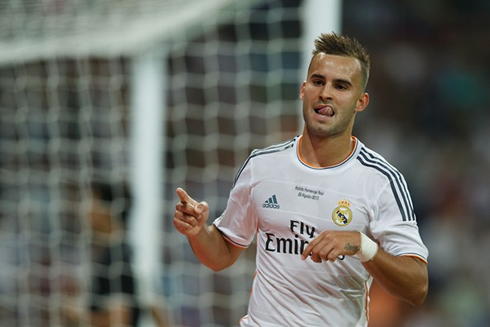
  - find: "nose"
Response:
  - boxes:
[319,84,333,101]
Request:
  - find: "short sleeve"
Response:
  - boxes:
[369,182,428,261]
[213,158,258,248]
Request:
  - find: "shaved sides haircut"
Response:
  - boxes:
[309,33,370,89]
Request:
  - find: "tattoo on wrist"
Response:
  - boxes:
[344,243,360,254]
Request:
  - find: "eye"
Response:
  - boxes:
[335,84,348,90]
[312,79,324,86]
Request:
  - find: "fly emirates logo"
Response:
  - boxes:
[265,220,314,256]
[264,220,345,260]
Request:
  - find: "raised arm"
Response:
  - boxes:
[173,188,244,271]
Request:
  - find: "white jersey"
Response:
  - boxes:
[213,135,428,327]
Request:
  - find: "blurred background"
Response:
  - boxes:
[0,0,488,326]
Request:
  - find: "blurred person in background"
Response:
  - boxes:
[62,180,141,326]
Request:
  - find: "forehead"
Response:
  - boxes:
[308,53,362,81]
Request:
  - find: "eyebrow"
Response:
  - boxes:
[310,73,353,87]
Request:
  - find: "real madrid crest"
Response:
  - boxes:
[332,199,353,226]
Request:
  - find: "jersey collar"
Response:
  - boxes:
[296,135,358,170]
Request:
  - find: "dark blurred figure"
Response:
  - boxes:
[63,180,141,326]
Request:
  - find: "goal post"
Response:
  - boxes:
[129,48,166,325]
[0,0,342,326]
[301,0,342,75]
[0,0,256,65]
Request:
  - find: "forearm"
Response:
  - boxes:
[363,248,428,306]
[174,188,243,271]
[188,224,240,271]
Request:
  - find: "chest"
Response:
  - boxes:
[250,174,371,238]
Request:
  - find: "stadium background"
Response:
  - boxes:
[0,0,489,326]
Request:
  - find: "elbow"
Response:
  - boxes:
[406,257,429,306]
[407,281,429,306]
[408,292,427,307]
[209,265,228,272]
[205,260,234,272]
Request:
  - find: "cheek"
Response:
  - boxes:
[300,84,315,100]
[339,95,359,111]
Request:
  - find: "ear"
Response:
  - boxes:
[355,92,369,113]
[299,81,306,100]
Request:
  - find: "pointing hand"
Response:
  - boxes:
[173,188,209,237]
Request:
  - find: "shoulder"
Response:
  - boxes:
[355,142,416,221]
[249,136,298,158]
[233,136,298,185]
[354,142,404,180]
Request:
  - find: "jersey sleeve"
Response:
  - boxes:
[369,180,429,262]
[213,158,258,248]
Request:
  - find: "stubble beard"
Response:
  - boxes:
[303,109,356,141]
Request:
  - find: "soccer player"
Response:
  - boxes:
[173,33,428,326]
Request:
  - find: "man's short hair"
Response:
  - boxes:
[310,33,370,89]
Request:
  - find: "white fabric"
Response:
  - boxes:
[214,135,428,327]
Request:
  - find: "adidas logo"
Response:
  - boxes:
[262,195,280,209]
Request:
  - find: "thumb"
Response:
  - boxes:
[195,201,208,215]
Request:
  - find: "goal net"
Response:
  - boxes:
[0,0,304,326]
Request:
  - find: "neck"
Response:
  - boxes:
[299,132,355,167]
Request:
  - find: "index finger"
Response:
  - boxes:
[301,239,315,260]
[176,187,196,206]
[301,236,320,261]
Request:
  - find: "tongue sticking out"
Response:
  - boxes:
[316,106,334,117]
